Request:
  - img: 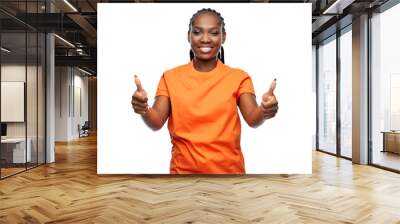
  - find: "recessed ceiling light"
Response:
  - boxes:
[54,34,75,48]
[63,0,78,12]
[1,47,11,53]
[323,0,355,15]
[78,67,93,76]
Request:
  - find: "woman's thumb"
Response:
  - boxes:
[134,75,144,91]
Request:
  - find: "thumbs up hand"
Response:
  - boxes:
[261,79,278,119]
[131,75,149,115]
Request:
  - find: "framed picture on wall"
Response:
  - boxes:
[1,81,25,122]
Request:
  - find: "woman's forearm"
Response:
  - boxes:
[246,106,265,128]
[141,108,166,131]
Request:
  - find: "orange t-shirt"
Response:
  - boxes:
[156,59,255,174]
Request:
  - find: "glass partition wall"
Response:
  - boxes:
[0,31,27,177]
[317,26,353,159]
[0,1,46,179]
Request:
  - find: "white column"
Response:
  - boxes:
[46,33,55,163]
[352,14,369,164]
[46,1,55,163]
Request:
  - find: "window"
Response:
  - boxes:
[371,2,400,171]
[339,28,352,158]
[318,36,337,155]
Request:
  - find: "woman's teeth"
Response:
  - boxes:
[200,47,212,53]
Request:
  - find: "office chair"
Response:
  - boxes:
[79,121,90,138]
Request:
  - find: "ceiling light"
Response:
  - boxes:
[63,0,78,12]
[54,34,75,48]
[78,67,93,76]
[1,47,11,53]
[76,48,85,55]
[323,0,355,15]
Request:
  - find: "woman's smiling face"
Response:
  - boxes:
[188,12,226,61]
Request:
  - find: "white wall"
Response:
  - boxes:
[55,66,89,141]
[72,72,89,138]
[55,66,70,141]
[1,65,27,140]
[1,65,39,138]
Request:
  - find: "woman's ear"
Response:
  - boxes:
[222,32,226,44]
[187,32,191,43]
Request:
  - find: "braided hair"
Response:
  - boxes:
[188,8,225,63]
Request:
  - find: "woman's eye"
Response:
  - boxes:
[211,32,219,36]
[192,31,200,35]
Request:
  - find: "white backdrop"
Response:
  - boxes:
[98,3,312,174]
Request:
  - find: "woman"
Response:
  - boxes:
[131,8,278,174]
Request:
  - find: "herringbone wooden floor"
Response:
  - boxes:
[1,134,400,224]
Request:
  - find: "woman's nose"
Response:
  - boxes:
[200,33,211,43]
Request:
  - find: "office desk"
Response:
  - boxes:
[1,138,31,163]
[381,131,400,154]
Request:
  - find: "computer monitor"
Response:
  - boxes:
[1,123,7,137]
